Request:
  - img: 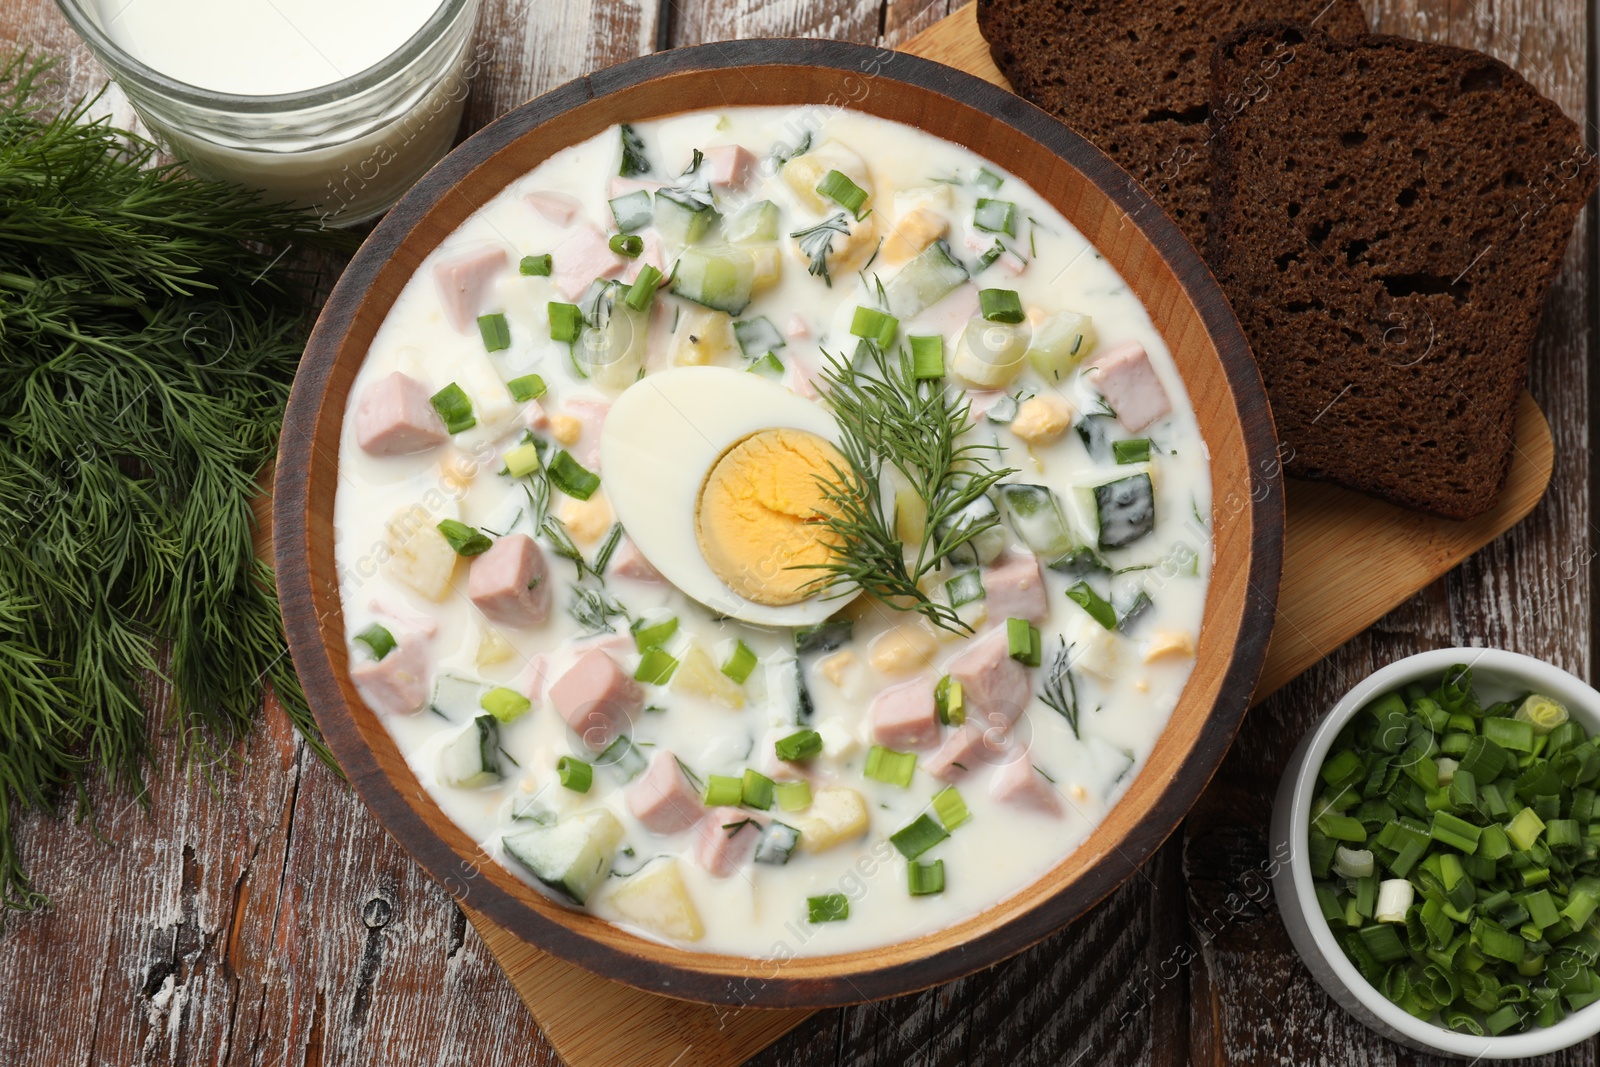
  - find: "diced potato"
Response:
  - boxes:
[550,413,582,444]
[881,207,948,264]
[1010,395,1075,445]
[476,624,514,667]
[868,625,938,675]
[749,246,783,294]
[670,308,738,367]
[607,859,705,941]
[792,788,869,853]
[439,448,481,495]
[818,650,856,687]
[558,490,614,543]
[1074,624,1123,680]
[816,718,860,760]
[892,185,953,215]
[385,507,458,600]
[1144,630,1197,664]
[671,644,746,708]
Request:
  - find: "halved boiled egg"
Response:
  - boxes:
[599,366,859,627]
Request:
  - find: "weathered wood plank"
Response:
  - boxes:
[1183,0,1595,1059]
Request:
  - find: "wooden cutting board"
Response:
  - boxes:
[460,7,1558,1063]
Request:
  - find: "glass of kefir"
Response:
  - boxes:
[56,0,482,226]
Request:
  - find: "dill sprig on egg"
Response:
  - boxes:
[799,343,1016,633]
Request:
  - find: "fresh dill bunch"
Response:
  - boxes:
[799,343,1017,632]
[0,52,354,913]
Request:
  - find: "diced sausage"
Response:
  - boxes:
[467,534,551,627]
[552,225,626,301]
[869,675,941,750]
[526,190,580,225]
[354,372,448,456]
[564,398,610,470]
[520,399,550,431]
[610,537,663,583]
[981,552,1049,624]
[990,756,1063,816]
[367,596,438,637]
[623,231,666,284]
[946,626,1031,729]
[548,648,643,750]
[433,247,508,332]
[516,653,549,705]
[785,313,810,341]
[350,637,430,716]
[626,752,704,835]
[923,723,1002,782]
[693,806,765,877]
[702,144,755,187]
[609,176,664,198]
[1088,341,1171,432]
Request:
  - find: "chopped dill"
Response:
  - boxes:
[790,212,851,287]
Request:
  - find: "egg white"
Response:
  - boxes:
[599,366,859,628]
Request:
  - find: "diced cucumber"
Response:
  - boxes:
[945,568,985,607]
[733,316,785,357]
[884,240,969,319]
[986,394,1020,424]
[654,188,719,246]
[431,672,486,719]
[935,493,1005,566]
[503,809,624,905]
[573,282,647,389]
[1117,590,1154,632]
[609,190,654,233]
[511,794,557,824]
[1047,546,1111,577]
[795,615,854,655]
[1076,415,1114,463]
[997,483,1079,563]
[1095,474,1155,549]
[952,315,1029,389]
[1027,311,1096,382]
[973,198,1017,236]
[747,352,785,379]
[619,125,651,176]
[670,247,755,316]
[438,714,503,788]
[754,821,801,865]
[725,199,779,244]
[772,657,815,722]
[597,734,648,782]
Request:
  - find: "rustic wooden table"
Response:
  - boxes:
[1,0,1593,1063]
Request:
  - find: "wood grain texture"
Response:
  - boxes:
[0,1,1591,1066]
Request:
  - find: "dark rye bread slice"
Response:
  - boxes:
[976,0,1367,246]
[1207,24,1596,519]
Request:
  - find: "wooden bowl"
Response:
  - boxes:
[275,39,1284,1008]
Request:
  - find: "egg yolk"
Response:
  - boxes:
[695,428,844,606]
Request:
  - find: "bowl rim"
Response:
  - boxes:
[274,38,1285,1006]
[1275,647,1600,1057]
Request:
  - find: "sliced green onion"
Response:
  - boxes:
[437,519,492,557]
[908,859,946,896]
[1006,617,1041,667]
[775,779,812,812]
[932,786,970,831]
[703,773,743,806]
[975,167,1003,191]
[910,335,944,379]
[478,313,511,352]
[742,769,775,810]
[1485,717,1536,753]
[807,893,850,923]
[890,813,949,860]
[519,253,553,276]
[864,745,916,788]
[775,729,823,762]
[1113,438,1152,464]
[1516,694,1569,735]
[630,614,679,651]
[609,233,644,258]
[503,441,542,479]
[935,675,965,727]
[548,301,584,343]
[1375,878,1414,922]
[721,640,758,684]
[354,624,395,661]
[558,756,593,793]
[1508,807,1545,851]
[547,450,600,500]
[635,648,679,685]
[430,382,476,434]
[850,305,898,348]
[1431,810,1483,853]
[481,686,531,722]
[979,288,1024,324]
[1065,581,1116,629]
[815,169,869,219]
[507,373,547,402]
[624,265,663,311]
[973,198,1017,236]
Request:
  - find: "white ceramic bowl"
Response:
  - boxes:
[1272,647,1600,1059]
